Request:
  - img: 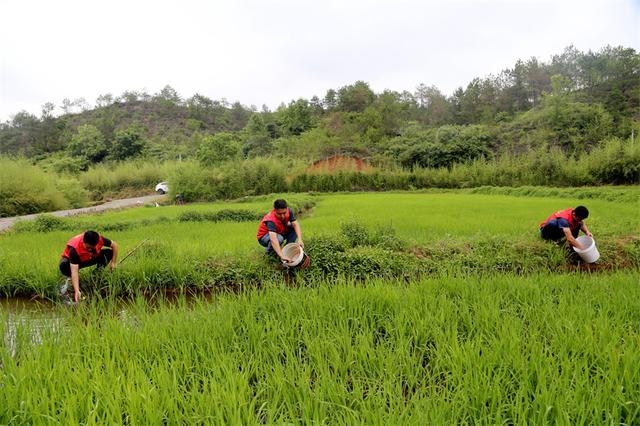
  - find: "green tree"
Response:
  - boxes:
[37,102,65,154]
[337,81,376,112]
[67,124,107,163]
[226,102,252,131]
[242,114,273,157]
[155,85,182,104]
[414,84,453,126]
[110,127,147,160]
[323,89,337,111]
[0,111,40,155]
[278,99,314,135]
[197,132,242,165]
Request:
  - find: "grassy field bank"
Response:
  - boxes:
[0,191,638,297]
[2,273,639,423]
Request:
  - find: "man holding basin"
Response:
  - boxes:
[59,230,118,303]
[539,206,593,250]
[256,199,304,264]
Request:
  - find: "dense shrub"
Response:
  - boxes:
[586,137,640,184]
[170,158,288,201]
[80,160,171,197]
[38,154,88,174]
[55,177,89,208]
[177,209,262,223]
[289,138,639,192]
[390,125,494,169]
[0,157,68,217]
[196,133,242,165]
[67,124,108,163]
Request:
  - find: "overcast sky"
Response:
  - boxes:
[1,0,638,122]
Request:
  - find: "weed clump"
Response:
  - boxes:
[14,214,71,232]
[177,209,262,223]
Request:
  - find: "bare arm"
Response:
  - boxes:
[563,228,582,250]
[109,240,118,271]
[71,263,81,302]
[292,221,303,248]
[269,232,292,262]
[581,223,592,237]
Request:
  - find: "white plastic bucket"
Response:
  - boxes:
[281,243,310,269]
[572,236,600,263]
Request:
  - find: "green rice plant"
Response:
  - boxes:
[0,192,638,297]
[467,184,640,203]
[1,273,639,423]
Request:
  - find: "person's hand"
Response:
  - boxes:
[298,240,304,249]
[586,231,593,238]
[74,290,81,303]
[109,261,117,272]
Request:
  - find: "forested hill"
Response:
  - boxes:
[1,45,638,170]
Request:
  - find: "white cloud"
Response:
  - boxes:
[1,0,638,121]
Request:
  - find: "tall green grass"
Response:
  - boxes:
[0,157,87,217]
[79,160,173,200]
[169,158,291,201]
[2,273,639,423]
[170,137,640,201]
[0,192,638,297]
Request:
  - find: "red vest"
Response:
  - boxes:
[256,209,291,240]
[540,208,580,231]
[61,233,104,262]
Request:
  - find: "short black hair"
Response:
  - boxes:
[274,199,287,209]
[574,206,589,220]
[83,230,100,245]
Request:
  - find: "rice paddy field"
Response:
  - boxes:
[1,189,639,423]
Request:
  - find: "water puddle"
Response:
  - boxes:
[1,297,64,358]
[0,290,224,358]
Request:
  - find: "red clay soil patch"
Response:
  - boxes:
[307,155,371,173]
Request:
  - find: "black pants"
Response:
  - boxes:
[59,249,113,277]
[540,220,579,242]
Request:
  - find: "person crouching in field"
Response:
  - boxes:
[60,230,118,303]
[256,199,304,264]
[539,206,592,250]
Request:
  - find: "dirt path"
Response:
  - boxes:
[0,194,166,232]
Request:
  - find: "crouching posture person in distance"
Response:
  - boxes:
[256,199,303,264]
[60,230,118,303]
[539,205,592,250]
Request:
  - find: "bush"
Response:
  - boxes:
[17,214,68,232]
[0,157,67,217]
[55,177,89,208]
[170,158,288,201]
[587,137,640,184]
[196,133,242,165]
[80,160,172,198]
[177,209,262,223]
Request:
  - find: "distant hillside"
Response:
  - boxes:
[1,45,637,167]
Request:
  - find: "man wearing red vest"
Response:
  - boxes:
[256,199,303,263]
[539,206,592,250]
[59,230,118,303]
